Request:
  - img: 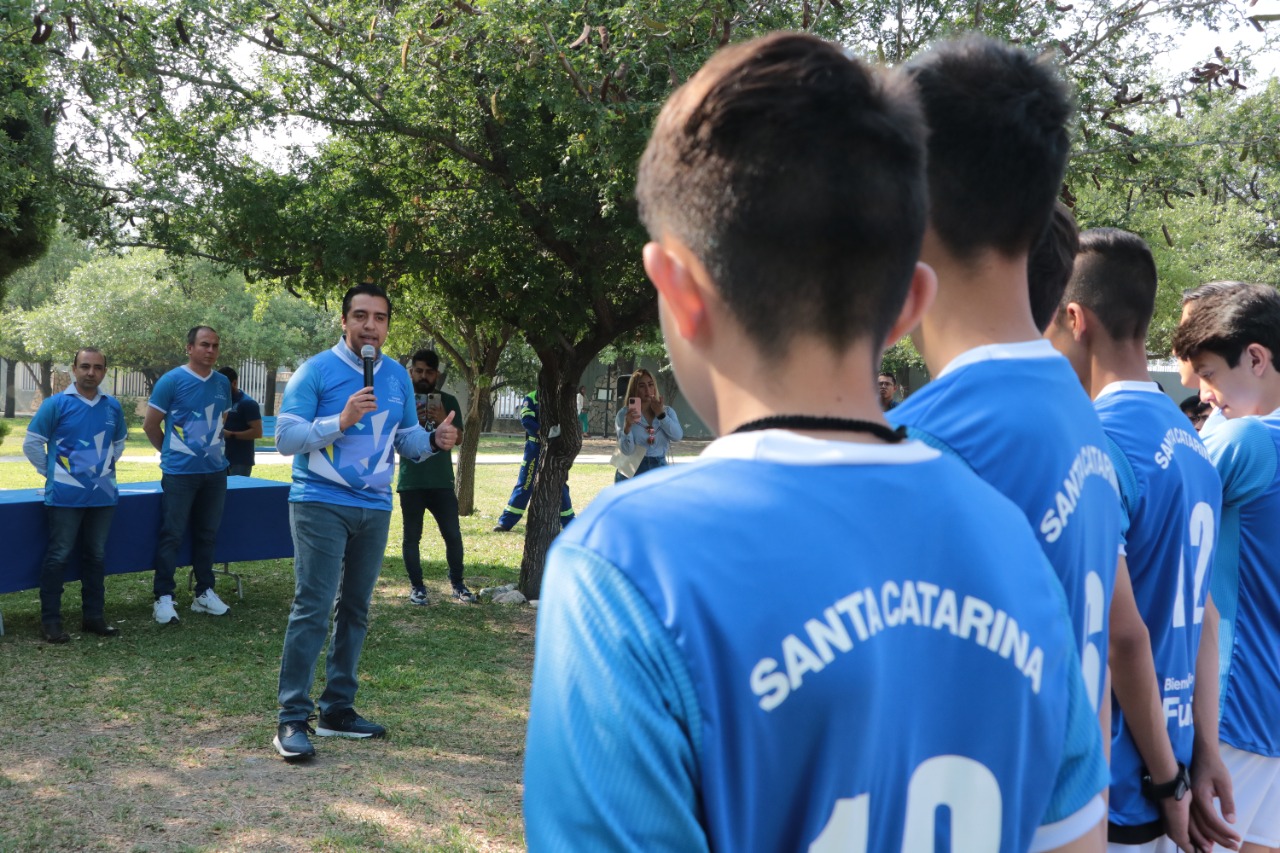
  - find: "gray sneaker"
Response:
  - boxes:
[408,587,429,606]
[452,585,477,603]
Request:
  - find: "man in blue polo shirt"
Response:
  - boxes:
[23,347,128,643]
[1173,283,1280,851]
[144,325,232,624]
[525,33,1107,851]
[1047,229,1229,851]
[218,366,263,477]
[271,282,458,762]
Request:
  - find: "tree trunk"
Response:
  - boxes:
[39,361,53,399]
[2,357,14,418]
[518,358,583,601]
[264,369,278,416]
[455,381,491,515]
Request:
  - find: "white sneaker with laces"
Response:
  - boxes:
[191,589,230,616]
[154,595,180,624]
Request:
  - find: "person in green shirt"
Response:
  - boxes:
[397,350,474,604]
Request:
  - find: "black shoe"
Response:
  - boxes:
[452,585,477,603]
[316,708,386,739]
[41,621,70,644]
[273,716,317,762]
[492,525,511,533]
[82,618,121,637]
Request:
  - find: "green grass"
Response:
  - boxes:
[0,444,618,852]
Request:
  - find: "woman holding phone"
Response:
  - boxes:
[614,369,683,482]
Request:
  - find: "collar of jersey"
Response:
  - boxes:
[936,338,1062,379]
[63,385,104,406]
[700,429,939,466]
[180,364,216,383]
[333,338,383,375]
[1096,380,1162,400]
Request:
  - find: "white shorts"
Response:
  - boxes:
[1107,838,1174,853]
[1214,742,1280,849]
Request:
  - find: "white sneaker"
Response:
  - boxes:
[191,589,230,616]
[154,595,180,625]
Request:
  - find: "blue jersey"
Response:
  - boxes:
[890,340,1122,713]
[276,341,431,510]
[1094,382,1222,828]
[1202,411,1280,757]
[524,431,1107,852]
[148,366,231,475]
[25,388,128,507]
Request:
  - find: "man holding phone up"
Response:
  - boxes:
[397,349,474,605]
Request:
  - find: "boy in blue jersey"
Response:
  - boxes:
[23,347,127,643]
[143,325,233,624]
[1047,229,1235,852]
[887,36,1123,725]
[524,33,1107,852]
[1172,284,1280,852]
[271,283,458,762]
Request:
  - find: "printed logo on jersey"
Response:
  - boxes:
[750,579,1045,711]
[1154,426,1212,469]
[169,403,226,461]
[1039,445,1119,543]
[306,409,399,492]
[53,429,118,499]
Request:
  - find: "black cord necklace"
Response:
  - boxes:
[730,414,906,443]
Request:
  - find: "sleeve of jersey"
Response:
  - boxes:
[1104,434,1138,549]
[1203,418,1278,508]
[243,397,262,422]
[148,372,173,413]
[112,399,128,461]
[275,361,341,456]
[1030,585,1108,852]
[23,398,55,471]
[524,543,708,853]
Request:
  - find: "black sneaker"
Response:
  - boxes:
[316,708,386,739]
[274,716,317,761]
[41,620,70,644]
[452,585,477,603]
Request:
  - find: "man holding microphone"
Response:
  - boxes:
[271,283,458,762]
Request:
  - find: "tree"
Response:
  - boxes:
[36,0,1278,596]
[0,225,92,415]
[0,4,60,295]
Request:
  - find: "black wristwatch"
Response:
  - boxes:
[429,431,440,453]
[1141,762,1190,801]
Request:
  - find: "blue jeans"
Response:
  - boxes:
[277,501,390,722]
[152,470,228,598]
[400,488,465,589]
[40,505,116,624]
[614,455,667,483]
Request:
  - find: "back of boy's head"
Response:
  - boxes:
[1029,201,1080,332]
[1181,279,1251,307]
[1059,228,1157,341]
[635,32,927,358]
[1172,282,1280,369]
[905,35,1072,261]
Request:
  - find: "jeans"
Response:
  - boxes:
[152,470,228,599]
[228,463,254,477]
[277,501,390,722]
[399,488,465,589]
[40,505,116,624]
[614,455,667,483]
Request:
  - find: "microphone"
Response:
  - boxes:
[361,345,376,388]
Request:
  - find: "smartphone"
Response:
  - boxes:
[427,393,442,409]
[628,396,641,416]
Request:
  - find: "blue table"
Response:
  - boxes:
[0,477,293,633]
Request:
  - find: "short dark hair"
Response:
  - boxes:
[905,35,1072,260]
[187,325,218,346]
[342,282,392,319]
[636,32,927,358]
[878,371,897,385]
[1181,280,1251,306]
[218,365,238,383]
[73,347,106,368]
[1029,202,1079,333]
[410,349,440,370]
[1171,283,1280,369]
[1179,394,1209,417]
[1060,228,1158,341]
